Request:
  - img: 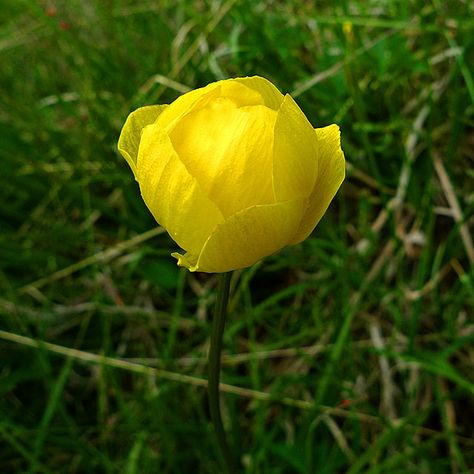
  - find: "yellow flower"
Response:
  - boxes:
[118,76,345,273]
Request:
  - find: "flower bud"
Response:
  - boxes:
[118,76,345,273]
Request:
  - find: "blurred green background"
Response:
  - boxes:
[1,1,473,472]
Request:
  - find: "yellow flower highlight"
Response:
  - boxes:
[118,76,345,273]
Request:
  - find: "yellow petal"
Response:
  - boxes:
[155,82,221,131]
[168,99,277,217]
[156,76,284,130]
[233,76,284,110]
[173,198,306,273]
[291,124,345,244]
[207,80,267,108]
[272,94,319,202]
[137,124,224,256]
[117,105,167,178]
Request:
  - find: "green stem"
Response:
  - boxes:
[208,272,237,473]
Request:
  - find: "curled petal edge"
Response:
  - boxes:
[291,124,345,244]
[118,105,167,178]
[172,197,307,273]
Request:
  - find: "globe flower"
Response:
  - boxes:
[118,76,345,273]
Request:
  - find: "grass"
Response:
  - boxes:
[1,0,473,472]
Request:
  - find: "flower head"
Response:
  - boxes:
[118,76,345,273]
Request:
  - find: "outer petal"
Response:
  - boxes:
[118,105,167,178]
[168,100,277,217]
[137,124,224,256]
[272,94,319,202]
[155,82,221,131]
[291,124,345,244]
[156,76,285,130]
[173,198,307,273]
[233,76,284,110]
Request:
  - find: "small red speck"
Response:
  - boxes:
[339,399,351,407]
[59,21,70,30]
[46,6,57,17]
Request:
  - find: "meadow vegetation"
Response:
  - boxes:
[0,0,473,472]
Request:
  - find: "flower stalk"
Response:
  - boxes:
[208,271,237,473]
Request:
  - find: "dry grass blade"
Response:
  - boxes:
[17,227,166,295]
[134,0,239,104]
[434,153,474,265]
[320,414,356,463]
[291,30,395,98]
[1,329,473,448]
[369,322,397,421]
